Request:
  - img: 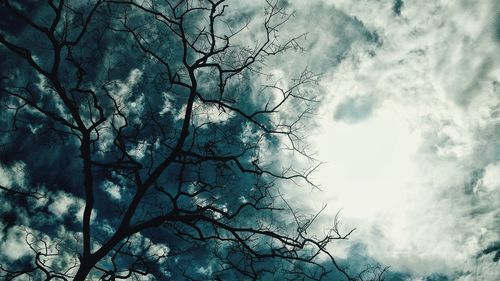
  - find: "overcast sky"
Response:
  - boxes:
[0,0,498,280]
[279,0,499,280]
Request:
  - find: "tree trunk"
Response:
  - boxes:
[73,259,96,281]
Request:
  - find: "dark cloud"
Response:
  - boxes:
[333,95,377,123]
[481,241,500,262]
[0,1,340,279]
[393,0,404,16]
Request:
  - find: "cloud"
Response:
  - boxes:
[482,162,500,192]
[0,225,32,261]
[1,0,497,279]
[393,0,404,16]
[101,180,123,201]
[0,161,28,191]
[48,191,97,223]
[278,0,500,279]
[48,192,76,219]
[333,94,377,123]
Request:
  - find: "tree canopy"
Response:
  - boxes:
[0,1,386,280]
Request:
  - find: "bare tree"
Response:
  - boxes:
[0,0,386,280]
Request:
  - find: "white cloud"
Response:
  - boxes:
[191,100,234,127]
[0,161,28,190]
[114,69,143,98]
[277,0,500,279]
[482,162,500,191]
[48,191,97,223]
[0,224,82,276]
[0,225,32,261]
[48,192,76,219]
[101,180,122,200]
[457,254,500,281]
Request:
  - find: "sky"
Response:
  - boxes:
[0,0,499,280]
[276,0,500,280]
